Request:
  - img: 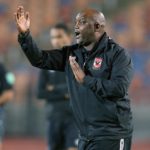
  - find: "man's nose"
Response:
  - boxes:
[75,22,79,29]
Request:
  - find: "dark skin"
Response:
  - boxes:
[14,7,106,84]
[71,9,106,83]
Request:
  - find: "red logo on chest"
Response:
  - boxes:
[93,57,103,69]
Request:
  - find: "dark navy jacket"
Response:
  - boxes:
[18,32,134,140]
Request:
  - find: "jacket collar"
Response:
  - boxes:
[93,32,108,52]
[81,32,108,55]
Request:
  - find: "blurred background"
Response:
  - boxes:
[0,0,150,149]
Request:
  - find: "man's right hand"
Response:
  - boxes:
[14,6,30,33]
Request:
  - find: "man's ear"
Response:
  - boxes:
[94,23,101,32]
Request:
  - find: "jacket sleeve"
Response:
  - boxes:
[83,49,134,98]
[18,32,67,71]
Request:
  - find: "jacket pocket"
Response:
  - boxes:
[89,90,118,123]
[101,99,118,122]
[116,100,132,129]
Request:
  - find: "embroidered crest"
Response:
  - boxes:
[93,57,103,69]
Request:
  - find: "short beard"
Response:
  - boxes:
[79,39,94,47]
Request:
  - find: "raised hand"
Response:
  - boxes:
[14,6,30,33]
[69,56,85,83]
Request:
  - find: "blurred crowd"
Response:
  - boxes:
[0,0,149,136]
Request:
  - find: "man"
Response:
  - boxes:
[37,23,78,150]
[15,6,134,150]
[0,63,14,150]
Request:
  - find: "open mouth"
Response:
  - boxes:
[75,31,81,39]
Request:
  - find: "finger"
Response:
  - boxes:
[20,6,24,17]
[17,6,21,18]
[16,7,20,18]
[69,58,78,72]
[75,74,80,82]
[69,56,79,66]
[16,7,21,19]
[70,63,79,78]
[69,57,78,74]
[18,6,24,17]
[70,58,84,83]
[19,6,24,10]
[18,6,24,12]
[72,68,80,81]
[69,56,77,66]
[69,59,76,71]
[69,56,75,67]
[69,56,84,83]
[26,12,29,20]
[70,56,83,78]
[72,59,80,70]
[18,5,24,9]
[70,58,81,72]
[69,56,76,62]
[69,61,80,82]
[69,56,82,77]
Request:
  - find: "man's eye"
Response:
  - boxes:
[79,20,86,24]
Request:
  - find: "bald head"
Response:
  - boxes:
[78,8,106,27]
[75,8,106,46]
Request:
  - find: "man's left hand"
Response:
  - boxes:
[69,56,85,84]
